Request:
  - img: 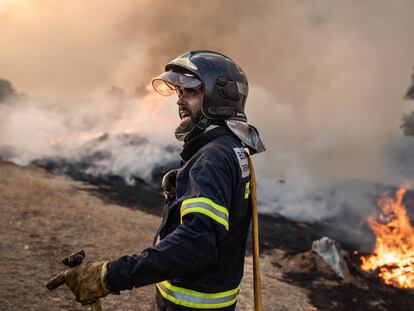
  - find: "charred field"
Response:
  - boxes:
[27,155,414,311]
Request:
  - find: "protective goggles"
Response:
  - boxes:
[152,71,202,96]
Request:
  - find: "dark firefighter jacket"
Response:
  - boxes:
[106,126,252,310]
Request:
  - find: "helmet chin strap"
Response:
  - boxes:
[174,131,189,142]
[175,115,211,142]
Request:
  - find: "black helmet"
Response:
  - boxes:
[152,50,265,153]
[152,50,249,121]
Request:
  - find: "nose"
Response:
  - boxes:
[176,96,186,107]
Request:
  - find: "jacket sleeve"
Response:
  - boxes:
[106,159,234,291]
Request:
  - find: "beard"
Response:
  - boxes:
[175,109,201,141]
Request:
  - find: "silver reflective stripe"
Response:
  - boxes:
[157,282,239,306]
[181,202,229,223]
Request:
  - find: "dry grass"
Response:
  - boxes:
[0,161,312,310]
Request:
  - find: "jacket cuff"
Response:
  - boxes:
[103,261,121,294]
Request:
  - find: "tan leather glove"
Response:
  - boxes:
[54,261,110,305]
[161,169,178,200]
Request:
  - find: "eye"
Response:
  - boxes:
[176,87,184,97]
[176,86,201,98]
[186,88,199,97]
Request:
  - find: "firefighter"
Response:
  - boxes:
[50,50,265,310]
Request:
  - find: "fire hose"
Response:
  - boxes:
[248,155,263,311]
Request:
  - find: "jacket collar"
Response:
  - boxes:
[180,126,233,162]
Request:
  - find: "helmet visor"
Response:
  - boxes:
[152,71,202,96]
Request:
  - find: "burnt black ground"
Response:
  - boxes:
[34,157,371,252]
[283,268,414,311]
[34,157,414,253]
[32,157,169,216]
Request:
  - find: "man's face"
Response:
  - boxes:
[175,85,203,136]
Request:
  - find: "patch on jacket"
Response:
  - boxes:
[233,147,250,178]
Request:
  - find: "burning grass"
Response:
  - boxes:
[361,186,414,288]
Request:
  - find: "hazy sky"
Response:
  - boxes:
[1,0,414,219]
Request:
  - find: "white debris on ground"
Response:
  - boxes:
[312,237,350,279]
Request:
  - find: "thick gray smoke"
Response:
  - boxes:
[1,0,414,223]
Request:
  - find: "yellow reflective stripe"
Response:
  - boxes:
[183,198,229,215]
[181,207,229,230]
[244,181,250,199]
[181,197,229,231]
[156,281,240,309]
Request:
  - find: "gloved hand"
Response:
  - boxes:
[161,169,178,200]
[48,261,110,305]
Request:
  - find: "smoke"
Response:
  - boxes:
[0,82,180,182]
[0,79,16,102]
[405,68,414,100]
[1,0,414,223]
[385,137,414,182]
[401,111,414,137]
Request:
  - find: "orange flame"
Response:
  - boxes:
[121,88,170,134]
[360,186,414,288]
